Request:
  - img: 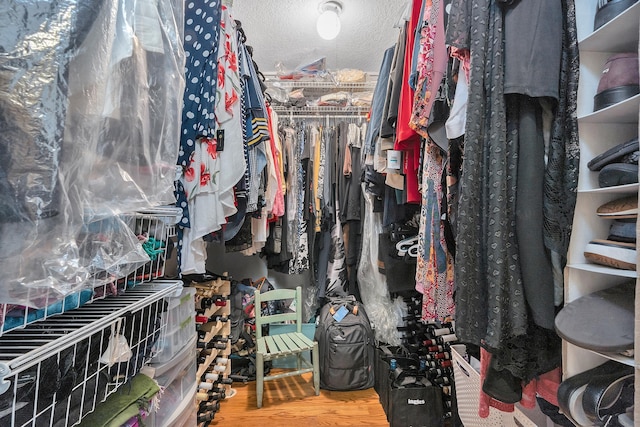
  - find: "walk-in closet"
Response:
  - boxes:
[0,0,638,426]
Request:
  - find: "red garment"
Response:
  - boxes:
[404,146,420,204]
[265,104,285,220]
[478,347,561,418]
[395,0,423,204]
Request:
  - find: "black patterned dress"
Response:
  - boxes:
[446,0,580,382]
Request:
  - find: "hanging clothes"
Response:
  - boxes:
[445,0,579,391]
[177,0,222,224]
[409,0,448,138]
[284,125,310,274]
[265,105,285,219]
[177,0,223,275]
[216,7,246,219]
[238,41,269,214]
[394,0,423,204]
[179,6,245,274]
[415,142,455,321]
[364,46,395,156]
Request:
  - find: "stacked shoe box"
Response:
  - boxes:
[190,276,233,426]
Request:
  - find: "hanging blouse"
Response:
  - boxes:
[216,8,245,218]
[265,105,285,219]
[395,0,423,204]
[409,0,448,138]
[178,0,222,168]
[415,142,455,321]
[267,105,286,219]
[177,0,222,230]
[285,125,310,274]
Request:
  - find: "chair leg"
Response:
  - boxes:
[256,352,264,408]
[312,342,320,395]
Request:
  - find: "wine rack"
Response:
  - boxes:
[190,276,233,426]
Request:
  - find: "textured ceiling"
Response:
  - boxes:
[230,0,407,74]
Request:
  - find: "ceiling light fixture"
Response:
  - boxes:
[316,0,342,40]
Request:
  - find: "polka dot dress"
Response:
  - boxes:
[179,0,222,172]
[175,0,222,271]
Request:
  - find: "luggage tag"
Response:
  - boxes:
[332,305,349,322]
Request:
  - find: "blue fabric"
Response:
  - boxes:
[179,0,223,167]
[409,0,427,90]
[364,46,396,155]
[3,289,93,331]
[174,0,222,273]
[176,0,222,231]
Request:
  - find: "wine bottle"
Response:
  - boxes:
[198,381,215,391]
[427,367,451,379]
[212,364,227,373]
[199,400,220,412]
[438,359,453,369]
[197,340,228,350]
[195,296,213,311]
[202,372,220,382]
[197,411,215,423]
[196,391,223,401]
[200,335,229,343]
[429,324,455,336]
[432,376,451,386]
[423,335,457,347]
[196,319,228,332]
[425,351,451,361]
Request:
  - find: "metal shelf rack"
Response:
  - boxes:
[0,280,182,427]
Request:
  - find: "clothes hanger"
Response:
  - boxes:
[396,235,419,257]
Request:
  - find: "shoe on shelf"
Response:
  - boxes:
[588,136,638,171]
[597,195,638,218]
[593,52,639,111]
[598,163,638,188]
[584,239,636,270]
[608,219,637,243]
[594,0,639,31]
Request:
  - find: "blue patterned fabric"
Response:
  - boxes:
[175,0,222,272]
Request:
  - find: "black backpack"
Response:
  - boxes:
[314,295,375,390]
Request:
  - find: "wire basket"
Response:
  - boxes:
[0,207,181,337]
[0,281,181,427]
[116,207,181,290]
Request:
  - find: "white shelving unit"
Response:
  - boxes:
[0,281,182,427]
[563,0,639,410]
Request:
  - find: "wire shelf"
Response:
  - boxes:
[0,207,181,338]
[0,280,182,427]
[271,105,369,115]
[266,79,377,91]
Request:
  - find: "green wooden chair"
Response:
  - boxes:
[254,286,320,408]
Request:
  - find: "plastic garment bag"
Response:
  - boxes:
[357,184,407,346]
[0,0,184,307]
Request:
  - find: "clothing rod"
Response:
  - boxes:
[284,115,367,119]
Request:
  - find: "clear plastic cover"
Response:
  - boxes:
[357,185,405,346]
[0,0,185,307]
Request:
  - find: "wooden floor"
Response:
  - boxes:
[213,371,389,426]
